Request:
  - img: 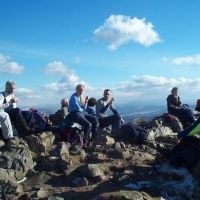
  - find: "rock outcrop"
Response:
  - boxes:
[0,116,199,200]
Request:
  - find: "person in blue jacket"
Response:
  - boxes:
[68,84,99,146]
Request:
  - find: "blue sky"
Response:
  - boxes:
[1,0,200,108]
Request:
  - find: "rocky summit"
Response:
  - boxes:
[0,115,199,200]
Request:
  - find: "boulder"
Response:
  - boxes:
[151,115,183,133]
[34,156,69,172]
[147,126,175,141]
[0,180,23,197]
[96,190,152,200]
[77,163,110,181]
[50,142,71,162]
[24,131,55,154]
[0,138,34,181]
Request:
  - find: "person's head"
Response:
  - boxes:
[76,84,85,96]
[171,87,178,96]
[87,98,97,107]
[61,98,69,107]
[5,80,16,94]
[103,89,111,101]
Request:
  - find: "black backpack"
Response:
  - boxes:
[120,123,147,144]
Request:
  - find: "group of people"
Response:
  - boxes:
[0,81,123,147]
[0,81,200,147]
[67,84,123,147]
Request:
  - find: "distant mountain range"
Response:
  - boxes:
[31,103,195,123]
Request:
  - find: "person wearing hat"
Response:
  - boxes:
[167,87,195,127]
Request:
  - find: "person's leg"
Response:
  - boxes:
[84,113,99,139]
[99,115,121,134]
[0,111,13,140]
[7,108,31,136]
[70,111,91,145]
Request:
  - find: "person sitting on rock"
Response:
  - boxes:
[86,98,97,116]
[96,89,123,136]
[0,80,34,137]
[49,98,69,127]
[167,87,195,128]
[68,84,99,146]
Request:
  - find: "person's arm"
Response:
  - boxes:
[178,117,200,138]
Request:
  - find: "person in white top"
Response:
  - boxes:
[0,80,32,137]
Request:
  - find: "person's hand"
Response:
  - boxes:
[108,97,114,106]
[10,97,19,103]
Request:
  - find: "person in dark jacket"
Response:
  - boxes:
[167,87,195,127]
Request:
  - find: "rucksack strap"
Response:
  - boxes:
[1,92,7,104]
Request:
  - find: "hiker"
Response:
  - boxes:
[68,84,99,146]
[96,89,123,136]
[86,98,97,116]
[49,98,69,126]
[0,80,34,137]
[167,87,195,128]
[61,98,69,116]
[168,117,200,170]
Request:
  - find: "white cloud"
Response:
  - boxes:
[171,55,200,66]
[94,15,161,50]
[16,88,42,99]
[116,75,200,94]
[0,54,24,74]
[44,60,68,75]
[43,61,91,93]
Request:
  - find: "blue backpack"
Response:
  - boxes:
[22,109,49,133]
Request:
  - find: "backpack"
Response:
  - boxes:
[22,109,49,133]
[59,115,83,145]
[169,136,200,170]
[120,123,147,144]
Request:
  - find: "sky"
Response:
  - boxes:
[1,0,200,108]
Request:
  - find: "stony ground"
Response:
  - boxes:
[0,117,200,200]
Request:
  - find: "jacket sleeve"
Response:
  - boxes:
[178,117,200,138]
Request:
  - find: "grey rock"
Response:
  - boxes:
[24,131,55,154]
[72,176,89,187]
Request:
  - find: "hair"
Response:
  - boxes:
[171,87,178,93]
[104,89,111,94]
[87,98,97,107]
[76,84,85,91]
[61,98,69,107]
[5,80,16,90]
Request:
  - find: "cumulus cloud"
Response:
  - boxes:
[116,75,200,92]
[0,54,24,74]
[171,55,200,66]
[44,60,68,75]
[16,88,42,100]
[43,61,91,93]
[94,15,161,50]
